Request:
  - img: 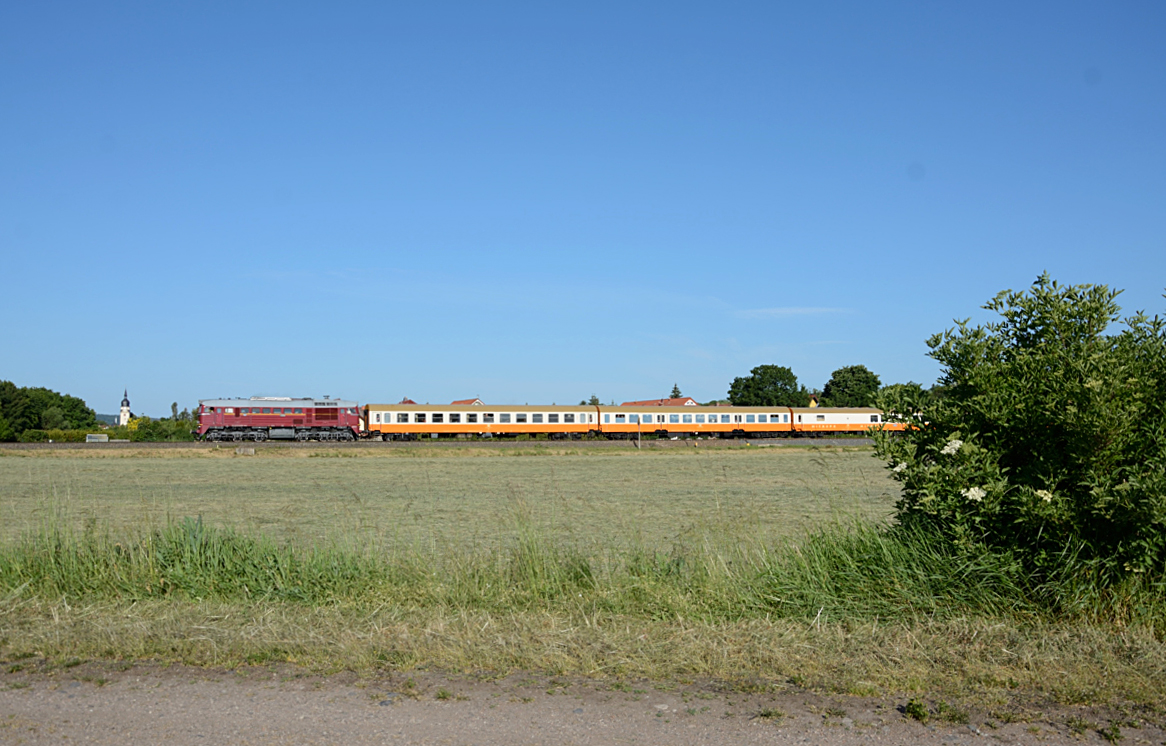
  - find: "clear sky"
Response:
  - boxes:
[2,2,1164,416]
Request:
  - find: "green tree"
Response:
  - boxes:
[171,402,179,421]
[670,384,682,399]
[588,395,601,406]
[727,365,810,407]
[0,381,97,434]
[0,414,14,442]
[874,274,1166,584]
[40,406,68,431]
[821,365,881,407]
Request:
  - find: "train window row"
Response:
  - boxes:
[604,413,790,425]
[370,412,595,425]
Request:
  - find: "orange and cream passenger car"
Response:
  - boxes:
[362,403,902,439]
[364,404,597,439]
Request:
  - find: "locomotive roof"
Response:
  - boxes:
[200,397,358,407]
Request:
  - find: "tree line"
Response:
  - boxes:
[0,381,100,441]
[0,381,196,442]
[726,363,912,408]
[659,365,938,409]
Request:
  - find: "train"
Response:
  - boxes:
[196,397,903,441]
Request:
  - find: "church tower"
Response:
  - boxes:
[119,389,132,426]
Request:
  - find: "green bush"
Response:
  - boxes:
[875,275,1166,585]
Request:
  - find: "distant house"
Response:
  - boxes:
[398,397,417,405]
[450,398,484,406]
[620,397,698,407]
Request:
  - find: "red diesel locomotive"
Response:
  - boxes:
[197,397,360,441]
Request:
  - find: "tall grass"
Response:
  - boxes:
[2,513,1161,631]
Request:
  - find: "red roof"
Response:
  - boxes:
[450,398,484,405]
[398,397,417,405]
[620,397,698,407]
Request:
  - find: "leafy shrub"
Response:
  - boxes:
[875,275,1166,585]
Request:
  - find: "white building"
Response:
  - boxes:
[118,389,133,426]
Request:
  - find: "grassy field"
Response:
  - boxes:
[0,444,896,551]
[2,443,1164,710]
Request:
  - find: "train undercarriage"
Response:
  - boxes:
[202,427,356,442]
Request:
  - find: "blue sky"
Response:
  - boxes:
[2,2,1164,416]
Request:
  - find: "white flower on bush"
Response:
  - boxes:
[961,486,986,503]
[941,439,963,456]
[1035,489,1053,503]
[892,462,908,473]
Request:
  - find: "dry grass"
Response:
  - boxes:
[0,445,896,550]
[3,598,1163,707]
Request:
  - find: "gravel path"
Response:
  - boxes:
[3,664,1154,745]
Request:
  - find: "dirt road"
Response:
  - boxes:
[3,663,1155,745]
